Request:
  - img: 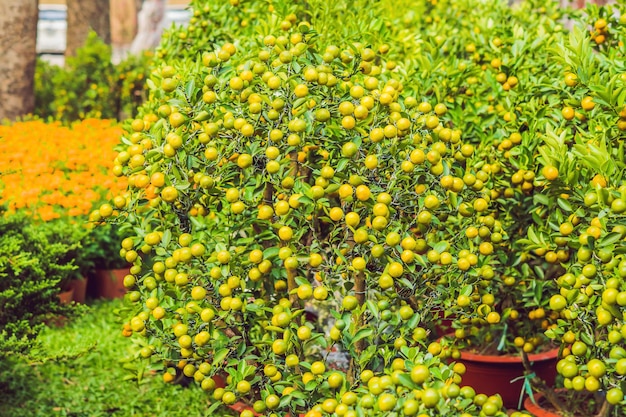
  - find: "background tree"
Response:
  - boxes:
[0,0,38,121]
[111,0,139,58]
[66,0,111,58]
[129,0,166,54]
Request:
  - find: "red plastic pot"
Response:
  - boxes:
[432,310,455,337]
[453,343,559,409]
[91,268,129,299]
[228,402,262,416]
[523,388,602,417]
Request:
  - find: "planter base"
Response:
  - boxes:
[48,288,75,327]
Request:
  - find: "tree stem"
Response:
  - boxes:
[348,271,367,382]
[287,267,298,307]
[521,350,566,414]
[594,397,610,417]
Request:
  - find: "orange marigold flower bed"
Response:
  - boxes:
[0,119,127,221]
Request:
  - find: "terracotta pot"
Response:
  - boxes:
[57,287,75,304]
[92,268,129,299]
[65,277,89,303]
[228,402,262,416]
[523,388,602,417]
[453,343,559,409]
[524,388,606,417]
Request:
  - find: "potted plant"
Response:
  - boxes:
[441,3,626,416]
[387,0,574,409]
[518,5,626,415]
[92,0,626,415]
[97,0,522,415]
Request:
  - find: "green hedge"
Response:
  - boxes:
[0,209,79,357]
[35,31,152,123]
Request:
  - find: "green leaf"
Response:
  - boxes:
[406,312,421,329]
[185,78,196,98]
[161,229,172,247]
[433,241,448,253]
[305,380,318,391]
[461,285,473,297]
[336,158,350,172]
[351,327,374,346]
[597,232,622,248]
[533,193,550,206]
[396,373,418,389]
[580,331,594,347]
[212,348,229,367]
[207,402,222,414]
[263,246,280,259]
[366,300,378,317]
[556,198,572,212]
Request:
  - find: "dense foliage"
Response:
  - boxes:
[88,0,626,415]
[0,210,78,356]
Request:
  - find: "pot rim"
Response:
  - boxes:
[443,334,560,363]
[459,346,560,363]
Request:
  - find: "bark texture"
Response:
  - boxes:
[0,0,38,121]
[66,0,111,58]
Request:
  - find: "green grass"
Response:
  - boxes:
[0,299,235,417]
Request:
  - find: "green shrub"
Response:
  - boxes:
[114,51,153,120]
[0,209,78,357]
[104,1,511,416]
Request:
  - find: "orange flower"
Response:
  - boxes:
[0,119,127,220]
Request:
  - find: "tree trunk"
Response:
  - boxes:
[129,0,166,55]
[65,0,111,58]
[111,0,138,46]
[0,0,38,121]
